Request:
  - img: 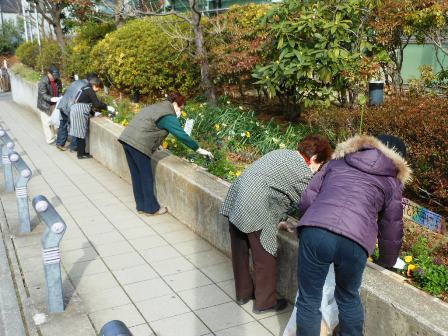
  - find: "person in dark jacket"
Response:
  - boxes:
[220,135,332,314]
[294,134,411,336]
[118,93,213,216]
[37,65,62,144]
[69,74,114,159]
[55,78,89,151]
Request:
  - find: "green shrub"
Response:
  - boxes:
[90,17,200,101]
[64,21,115,78]
[16,40,63,72]
[15,41,40,69]
[36,40,63,72]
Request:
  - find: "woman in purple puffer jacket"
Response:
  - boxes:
[295,134,412,336]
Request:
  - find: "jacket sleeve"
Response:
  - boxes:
[88,88,108,110]
[298,161,331,215]
[157,115,199,151]
[38,79,52,103]
[376,181,404,268]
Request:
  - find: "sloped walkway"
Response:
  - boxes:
[0,98,292,336]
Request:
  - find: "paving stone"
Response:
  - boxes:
[124,278,173,302]
[164,269,212,292]
[214,321,273,336]
[112,264,159,285]
[135,294,191,322]
[177,284,232,310]
[89,304,145,330]
[195,302,254,332]
[150,312,210,336]
[103,251,146,271]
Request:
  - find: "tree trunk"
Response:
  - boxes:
[189,0,216,106]
[52,9,65,49]
[115,0,125,28]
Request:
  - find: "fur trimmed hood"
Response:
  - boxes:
[332,135,412,184]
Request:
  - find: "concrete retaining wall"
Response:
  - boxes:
[11,71,448,336]
[10,71,40,116]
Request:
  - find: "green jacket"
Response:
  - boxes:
[118,101,176,157]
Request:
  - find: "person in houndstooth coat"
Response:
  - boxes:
[220,135,332,313]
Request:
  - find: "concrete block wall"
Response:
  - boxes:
[10,72,40,116]
[11,71,448,336]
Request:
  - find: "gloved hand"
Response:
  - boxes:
[94,112,102,117]
[107,106,116,113]
[50,96,61,103]
[196,148,214,159]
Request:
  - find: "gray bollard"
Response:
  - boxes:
[9,151,32,233]
[0,128,15,192]
[32,195,67,313]
[99,320,133,336]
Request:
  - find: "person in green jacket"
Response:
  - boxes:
[118,93,213,215]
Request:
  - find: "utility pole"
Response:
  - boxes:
[34,4,41,46]
[21,0,28,41]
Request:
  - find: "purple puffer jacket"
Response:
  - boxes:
[298,135,412,268]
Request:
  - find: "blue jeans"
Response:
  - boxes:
[122,143,160,213]
[296,227,367,336]
[56,112,77,149]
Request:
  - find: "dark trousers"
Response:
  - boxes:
[56,112,77,149]
[296,227,367,336]
[122,143,160,213]
[76,138,87,157]
[229,223,276,310]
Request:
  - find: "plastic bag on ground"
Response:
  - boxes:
[283,264,338,336]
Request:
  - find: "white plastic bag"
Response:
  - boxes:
[283,264,338,336]
[49,99,62,128]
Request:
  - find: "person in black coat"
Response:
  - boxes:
[37,65,62,144]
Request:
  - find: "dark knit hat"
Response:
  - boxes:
[376,134,407,159]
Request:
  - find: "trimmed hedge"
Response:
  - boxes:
[90,17,200,101]
[16,40,62,72]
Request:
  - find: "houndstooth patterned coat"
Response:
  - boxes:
[220,149,312,256]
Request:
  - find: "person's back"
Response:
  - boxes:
[58,79,88,116]
[295,134,411,336]
[299,135,411,265]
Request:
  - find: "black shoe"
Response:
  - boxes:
[236,295,255,305]
[253,298,288,314]
[77,154,92,159]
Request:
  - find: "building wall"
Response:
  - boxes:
[401,43,448,82]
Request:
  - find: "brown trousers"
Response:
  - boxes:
[229,223,277,310]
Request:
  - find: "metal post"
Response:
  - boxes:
[9,151,32,233]
[99,320,133,336]
[0,128,15,192]
[32,195,67,313]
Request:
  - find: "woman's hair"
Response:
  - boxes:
[297,135,333,164]
[87,73,103,88]
[167,92,186,107]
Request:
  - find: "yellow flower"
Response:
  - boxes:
[162,141,169,149]
[279,143,286,149]
[245,131,251,138]
[407,264,416,277]
[121,120,128,126]
[367,257,373,262]
[214,124,221,131]
[181,111,187,117]
[404,256,413,263]
[235,171,242,177]
[170,138,177,143]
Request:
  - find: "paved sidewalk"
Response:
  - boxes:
[0,100,292,336]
